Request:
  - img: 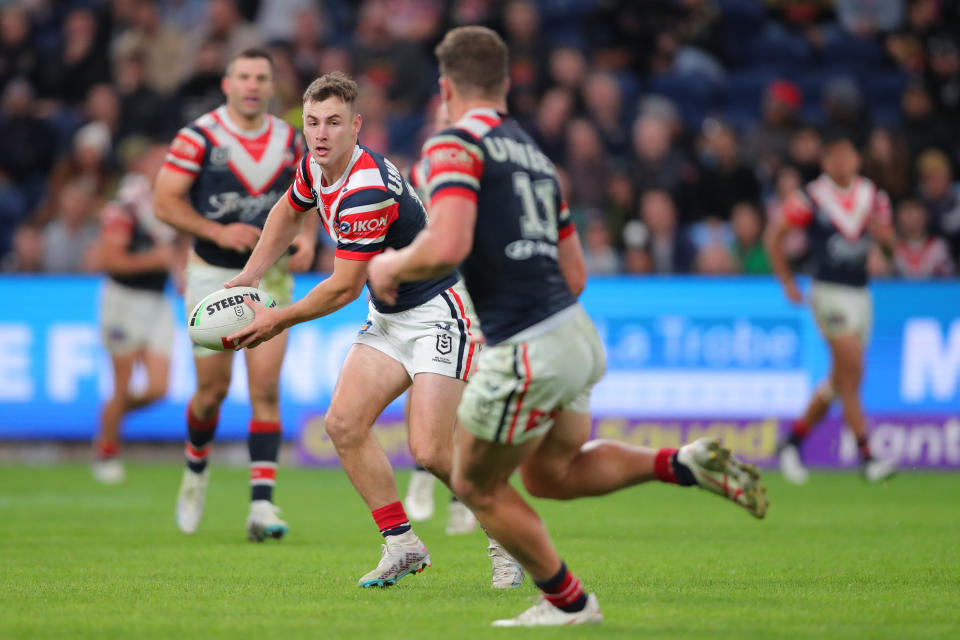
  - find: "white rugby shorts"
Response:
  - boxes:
[99,279,174,355]
[353,280,479,381]
[457,304,606,445]
[810,280,873,345]
[184,252,293,357]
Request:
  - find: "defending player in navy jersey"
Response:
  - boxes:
[225,72,523,589]
[94,143,178,485]
[369,26,768,627]
[154,49,318,541]
[768,135,899,484]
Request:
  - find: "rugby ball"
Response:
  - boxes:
[187,286,277,350]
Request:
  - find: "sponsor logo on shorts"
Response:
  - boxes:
[436,333,453,355]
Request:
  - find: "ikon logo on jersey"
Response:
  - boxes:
[339,215,388,236]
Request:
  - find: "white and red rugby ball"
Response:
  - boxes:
[187,286,277,350]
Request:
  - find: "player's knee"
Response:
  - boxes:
[410,440,450,481]
[450,471,488,510]
[195,380,229,410]
[249,383,280,412]
[323,410,364,449]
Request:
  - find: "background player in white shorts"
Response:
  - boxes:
[154,49,317,541]
[768,135,898,484]
[369,26,768,627]
[94,143,178,485]
[226,72,521,588]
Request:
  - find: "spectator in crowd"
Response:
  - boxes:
[0,5,39,90]
[583,213,620,275]
[288,6,327,82]
[183,0,262,80]
[696,243,738,275]
[900,81,953,164]
[115,54,169,141]
[745,80,804,183]
[630,112,691,195]
[33,121,115,227]
[636,189,696,274]
[730,200,772,274]
[1,224,43,273]
[548,46,588,93]
[40,179,100,273]
[501,0,547,121]
[836,0,904,36]
[351,0,433,116]
[621,219,653,274]
[605,170,636,252]
[112,0,187,95]
[821,76,868,147]
[893,199,954,278]
[693,118,760,227]
[532,86,574,163]
[788,126,823,183]
[35,8,111,105]
[173,38,227,124]
[925,35,960,129]
[861,127,912,202]
[916,149,960,261]
[565,118,610,211]
[583,74,629,160]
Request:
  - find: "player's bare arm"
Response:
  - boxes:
[765,207,803,304]
[99,218,174,275]
[226,195,312,288]
[368,194,476,305]
[154,167,261,252]
[229,256,368,349]
[557,231,587,297]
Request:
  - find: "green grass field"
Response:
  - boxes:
[1,465,958,639]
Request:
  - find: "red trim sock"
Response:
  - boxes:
[249,420,281,502]
[535,562,587,613]
[97,440,119,460]
[857,436,873,461]
[185,406,219,473]
[372,501,412,537]
[654,448,679,484]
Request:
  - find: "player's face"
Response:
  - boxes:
[822,141,860,183]
[302,97,361,169]
[222,57,274,119]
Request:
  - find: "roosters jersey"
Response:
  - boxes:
[784,175,891,287]
[286,144,457,313]
[893,237,954,278]
[420,108,576,345]
[101,173,176,292]
[163,106,303,269]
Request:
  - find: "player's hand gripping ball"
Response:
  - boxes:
[187,286,276,350]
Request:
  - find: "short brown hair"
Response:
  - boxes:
[435,26,508,97]
[226,47,273,75]
[302,71,358,108]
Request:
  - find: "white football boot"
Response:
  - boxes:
[445,500,477,535]
[862,458,898,483]
[677,438,769,519]
[92,458,126,485]
[246,500,289,542]
[403,470,435,522]
[492,594,603,627]
[175,468,208,534]
[358,531,431,587]
[779,444,810,485]
[488,539,525,588]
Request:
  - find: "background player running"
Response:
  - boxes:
[369,26,768,627]
[94,143,179,484]
[154,48,317,541]
[224,72,521,588]
[768,135,899,484]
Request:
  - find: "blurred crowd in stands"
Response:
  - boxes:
[1,0,958,278]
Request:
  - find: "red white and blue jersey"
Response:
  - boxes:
[163,106,303,269]
[286,144,457,313]
[420,108,577,345]
[784,175,891,287]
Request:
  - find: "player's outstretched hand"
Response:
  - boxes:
[216,222,261,253]
[223,270,259,289]
[368,248,400,306]
[784,280,804,305]
[227,295,284,350]
[287,234,315,273]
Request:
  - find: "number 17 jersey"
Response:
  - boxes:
[420,108,576,345]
